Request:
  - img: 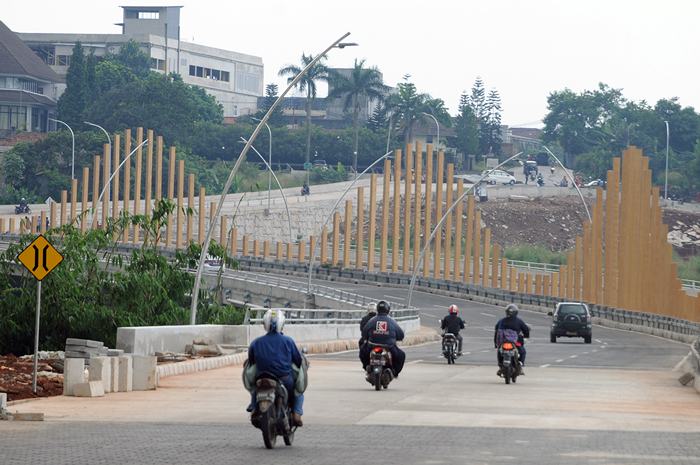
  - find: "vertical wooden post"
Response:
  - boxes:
[501,258,508,290]
[70,179,78,227]
[60,190,67,228]
[583,220,592,302]
[145,130,154,219]
[276,242,283,259]
[101,144,109,230]
[638,159,652,312]
[491,243,500,288]
[176,160,184,249]
[509,267,517,292]
[187,174,195,245]
[559,264,567,298]
[154,136,163,245]
[230,227,238,255]
[392,150,401,273]
[402,143,412,273]
[433,152,444,278]
[423,145,433,277]
[49,203,56,235]
[253,239,260,257]
[344,200,352,268]
[220,216,227,248]
[40,211,47,234]
[198,187,205,245]
[122,129,131,243]
[472,210,481,285]
[443,164,454,280]
[242,236,250,255]
[297,241,305,262]
[574,237,583,301]
[536,274,543,295]
[380,159,391,272]
[368,173,377,271]
[526,273,533,294]
[604,158,620,307]
[482,228,491,286]
[92,154,100,221]
[321,227,328,264]
[112,134,120,231]
[9,218,15,234]
[550,274,557,297]
[595,187,605,304]
[209,201,217,247]
[518,272,526,293]
[310,236,317,265]
[133,127,143,244]
[567,252,575,300]
[453,179,464,282]
[165,146,176,247]
[286,243,294,261]
[356,187,364,269]
[0,219,4,234]
[413,141,422,272]
[263,241,270,259]
[463,195,474,283]
[81,167,89,232]
[617,149,630,309]
[332,212,340,266]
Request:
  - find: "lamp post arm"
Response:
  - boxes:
[422,112,439,151]
[89,140,149,229]
[189,32,351,325]
[307,150,393,295]
[542,146,591,222]
[240,137,294,243]
[84,121,111,149]
[406,152,522,308]
[49,118,75,179]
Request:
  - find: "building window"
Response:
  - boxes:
[236,71,259,93]
[221,71,229,82]
[212,69,220,80]
[188,65,229,82]
[189,65,196,76]
[57,55,70,66]
[138,11,159,19]
[151,58,165,71]
[0,105,28,131]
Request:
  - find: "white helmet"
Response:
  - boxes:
[263,309,285,333]
[367,302,377,314]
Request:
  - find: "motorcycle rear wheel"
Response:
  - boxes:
[374,371,381,391]
[504,367,511,384]
[283,430,294,446]
[261,409,277,449]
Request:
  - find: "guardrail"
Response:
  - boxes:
[247,307,419,325]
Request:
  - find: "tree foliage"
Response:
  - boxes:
[454,92,479,156]
[57,41,89,129]
[385,76,430,145]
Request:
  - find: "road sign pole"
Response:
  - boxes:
[32,280,41,393]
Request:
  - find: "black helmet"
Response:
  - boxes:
[505,304,519,318]
[377,300,391,314]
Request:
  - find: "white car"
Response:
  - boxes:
[584,179,605,188]
[481,169,516,185]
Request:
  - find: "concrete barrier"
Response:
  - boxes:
[118,355,133,392]
[63,358,85,396]
[88,357,111,393]
[132,355,157,391]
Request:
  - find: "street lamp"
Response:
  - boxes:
[665,121,669,200]
[422,112,439,152]
[252,117,272,212]
[84,121,112,201]
[49,118,74,179]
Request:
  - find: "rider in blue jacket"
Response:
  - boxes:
[359,301,406,376]
[494,304,530,375]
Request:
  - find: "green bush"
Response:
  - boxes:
[503,244,569,265]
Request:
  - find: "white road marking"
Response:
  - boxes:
[423,313,436,318]
[556,359,564,363]
[481,350,490,353]
[569,355,578,358]
[407,360,423,364]
[592,349,598,353]
[540,364,551,368]
[480,312,496,317]
[385,295,406,301]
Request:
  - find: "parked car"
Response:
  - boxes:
[481,169,516,185]
[584,179,605,188]
[548,302,592,343]
[314,160,328,170]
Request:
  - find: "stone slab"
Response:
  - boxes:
[72,381,105,398]
[65,338,104,348]
[118,355,133,392]
[107,349,124,357]
[0,392,6,410]
[11,412,44,421]
[63,358,85,396]
[88,357,111,393]
[109,356,119,393]
[132,355,157,391]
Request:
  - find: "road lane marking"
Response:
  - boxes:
[480,312,496,317]
[540,364,551,368]
[407,360,423,364]
[481,350,490,353]
[556,359,564,363]
[385,295,406,301]
[423,313,436,318]
[569,355,578,358]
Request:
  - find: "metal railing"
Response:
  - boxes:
[247,307,419,325]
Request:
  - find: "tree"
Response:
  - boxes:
[484,89,503,156]
[454,92,479,157]
[278,54,331,165]
[107,39,152,79]
[254,83,285,127]
[94,61,138,95]
[385,76,430,145]
[57,41,89,129]
[327,59,388,172]
[366,102,389,133]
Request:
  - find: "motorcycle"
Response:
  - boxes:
[441,332,459,364]
[550,166,555,174]
[366,344,394,391]
[529,172,536,182]
[497,341,521,384]
[15,204,31,215]
[536,178,544,187]
[252,372,297,448]
[301,186,310,196]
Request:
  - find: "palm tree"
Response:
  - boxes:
[279,53,331,167]
[385,77,430,146]
[327,59,389,173]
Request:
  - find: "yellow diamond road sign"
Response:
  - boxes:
[18,235,64,281]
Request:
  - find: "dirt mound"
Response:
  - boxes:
[0,354,64,402]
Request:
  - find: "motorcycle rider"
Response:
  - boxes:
[494,304,530,375]
[301,182,310,195]
[358,302,377,346]
[359,300,406,377]
[247,310,305,427]
[441,304,465,355]
[536,173,544,187]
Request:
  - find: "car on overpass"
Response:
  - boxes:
[480,169,516,185]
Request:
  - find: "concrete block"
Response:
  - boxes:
[107,349,124,357]
[110,357,119,393]
[65,338,103,348]
[63,358,85,396]
[11,412,44,421]
[73,381,105,397]
[678,372,695,386]
[133,355,157,391]
[88,357,111,393]
[118,355,133,392]
[1,392,6,410]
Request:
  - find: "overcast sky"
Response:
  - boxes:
[4,0,699,127]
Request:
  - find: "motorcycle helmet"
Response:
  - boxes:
[505,304,519,318]
[263,309,285,333]
[448,304,459,314]
[367,302,377,314]
[376,300,391,314]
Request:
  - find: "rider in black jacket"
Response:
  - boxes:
[494,304,530,374]
[441,304,465,355]
[358,302,377,346]
[359,301,406,377]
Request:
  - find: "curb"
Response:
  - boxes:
[156,328,440,381]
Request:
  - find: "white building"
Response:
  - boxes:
[17,6,263,119]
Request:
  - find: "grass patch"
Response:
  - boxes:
[672,251,700,282]
[503,244,569,265]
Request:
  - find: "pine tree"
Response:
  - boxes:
[485,89,503,156]
[57,41,89,128]
[454,92,479,157]
[259,83,285,127]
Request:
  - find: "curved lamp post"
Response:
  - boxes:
[542,146,591,222]
[664,121,669,200]
[307,150,393,295]
[49,118,74,179]
[422,112,439,152]
[239,137,294,243]
[84,121,112,201]
[189,32,352,325]
[406,152,522,308]
[89,140,149,229]
[251,117,273,211]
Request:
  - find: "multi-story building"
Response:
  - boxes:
[16,5,263,120]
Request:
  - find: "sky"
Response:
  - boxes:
[3,0,699,128]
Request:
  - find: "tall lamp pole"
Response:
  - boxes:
[84,121,112,200]
[252,117,273,212]
[49,118,74,179]
[422,112,439,152]
[664,120,669,200]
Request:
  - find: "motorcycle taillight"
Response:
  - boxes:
[373,347,383,353]
[256,378,277,389]
[502,342,514,350]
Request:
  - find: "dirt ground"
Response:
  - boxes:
[0,354,64,402]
